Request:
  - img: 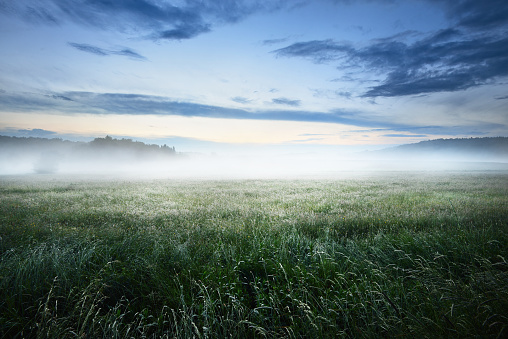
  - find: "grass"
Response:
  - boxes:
[0,171,507,338]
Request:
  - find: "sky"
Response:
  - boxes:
[0,0,507,154]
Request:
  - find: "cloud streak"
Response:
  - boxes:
[68,42,146,60]
[272,97,301,107]
[2,0,288,41]
[231,96,252,104]
[262,37,289,45]
[273,0,508,97]
[1,90,498,137]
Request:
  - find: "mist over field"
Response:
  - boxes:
[1,136,507,178]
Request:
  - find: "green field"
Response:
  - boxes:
[1,172,507,338]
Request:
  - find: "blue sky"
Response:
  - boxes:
[0,0,507,153]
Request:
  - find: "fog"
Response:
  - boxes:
[1,141,507,180]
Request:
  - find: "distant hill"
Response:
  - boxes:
[375,137,508,162]
[0,135,177,174]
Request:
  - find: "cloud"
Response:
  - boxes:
[113,49,146,60]
[435,0,508,30]
[158,23,211,40]
[45,94,73,101]
[1,90,503,137]
[231,96,252,104]
[388,125,497,137]
[0,90,361,125]
[312,89,353,100]
[272,97,301,106]
[274,39,353,63]
[362,35,508,97]
[336,91,352,99]
[262,37,289,45]
[68,42,146,60]
[383,134,428,138]
[275,33,508,97]
[273,0,508,97]
[299,133,333,136]
[2,0,288,41]
[290,137,325,143]
[16,128,57,137]
[495,95,508,100]
[68,42,108,56]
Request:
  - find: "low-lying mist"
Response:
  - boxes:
[1,136,507,179]
[1,149,507,180]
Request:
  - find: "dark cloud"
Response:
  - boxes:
[273,0,508,97]
[68,42,146,60]
[2,0,287,41]
[362,35,508,97]
[495,95,508,100]
[272,97,301,106]
[435,0,508,30]
[275,33,508,97]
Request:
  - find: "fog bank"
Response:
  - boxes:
[1,136,507,179]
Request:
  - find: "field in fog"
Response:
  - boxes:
[1,172,507,338]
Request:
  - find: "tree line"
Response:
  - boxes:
[0,135,177,156]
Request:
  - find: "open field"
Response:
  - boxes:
[1,172,507,338]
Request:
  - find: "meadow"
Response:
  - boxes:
[0,171,507,338]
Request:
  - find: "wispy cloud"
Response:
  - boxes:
[68,42,108,56]
[114,49,146,60]
[158,23,211,40]
[231,96,252,104]
[290,137,325,143]
[3,0,288,41]
[272,97,301,106]
[299,133,334,137]
[273,0,508,97]
[45,94,73,101]
[0,90,365,126]
[68,42,146,60]
[16,128,57,137]
[312,89,353,100]
[2,89,499,137]
[262,37,289,45]
[336,91,352,99]
[383,134,428,138]
[274,39,353,63]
